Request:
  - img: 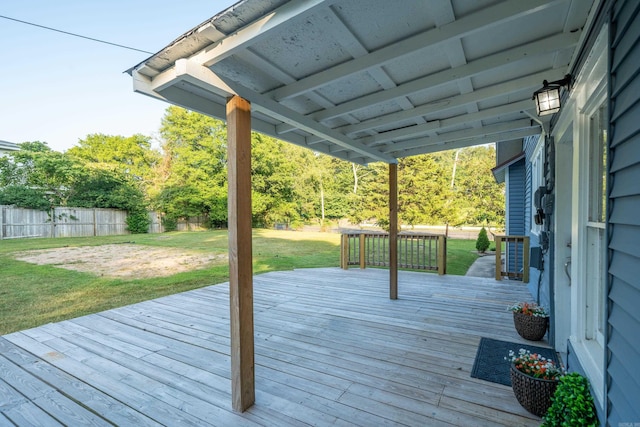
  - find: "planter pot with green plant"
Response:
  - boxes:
[542,372,598,426]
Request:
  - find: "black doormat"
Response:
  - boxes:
[470,337,560,386]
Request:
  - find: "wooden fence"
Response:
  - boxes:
[175,216,209,232]
[0,206,132,239]
[340,231,446,274]
[0,206,223,239]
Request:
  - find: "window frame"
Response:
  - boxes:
[562,24,609,410]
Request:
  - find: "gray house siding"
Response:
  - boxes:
[607,0,640,424]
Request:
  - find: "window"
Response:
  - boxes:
[585,101,608,346]
[589,103,608,224]
[530,144,544,235]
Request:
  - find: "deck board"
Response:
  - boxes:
[2,268,545,426]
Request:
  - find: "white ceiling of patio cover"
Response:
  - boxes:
[130,0,594,164]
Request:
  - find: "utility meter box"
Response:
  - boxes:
[530,246,544,270]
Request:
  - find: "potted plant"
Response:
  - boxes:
[506,348,564,417]
[542,372,598,426]
[509,302,549,341]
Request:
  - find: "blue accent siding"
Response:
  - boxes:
[607,0,640,424]
[506,159,525,236]
[506,159,525,273]
[523,135,538,235]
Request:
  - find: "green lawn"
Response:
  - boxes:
[0,230,478,334]
[445,238,480,275]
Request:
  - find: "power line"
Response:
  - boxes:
[0,14,154,54]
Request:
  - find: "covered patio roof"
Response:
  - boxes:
[129,0,595,165]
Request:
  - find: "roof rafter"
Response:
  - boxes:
[357,99,533,147]
[321,7,425,128]
[333,68,566,137]
[148,59,395,163]
[195,0,334,68]
[267,0,567,101]
[133,67,369,165]
[383,119,537,155]
[397,128,540,157]
[312,31,580,123]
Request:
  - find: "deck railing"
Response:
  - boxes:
[340,231,446,274]
[495,235,530,282]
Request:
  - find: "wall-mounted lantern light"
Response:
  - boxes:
[532,74,572,116]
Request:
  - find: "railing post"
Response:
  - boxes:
[359,233,366,269]
[340,234,349,269]
[437,235,447,275]
[495,236,502,281]
[523,236,530,283]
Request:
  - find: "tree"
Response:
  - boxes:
[341,146,505,229]
[398,153,454,227]
[67,168,145,211]
[251,133,300,227]
[155,106,228,226]
[66,167,150,233]
[454,145,505,226]
[293,151,349,226]
[476,227,490,253]
[0,141,83,206]
[350,161,388,227]
[140,106,506,230]
[68,133,160,187]
[0,185,51,210]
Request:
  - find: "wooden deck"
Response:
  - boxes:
[1,268,545,426]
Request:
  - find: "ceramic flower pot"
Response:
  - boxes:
[513,312,548,341]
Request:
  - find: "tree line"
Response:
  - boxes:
[0,106,505,232]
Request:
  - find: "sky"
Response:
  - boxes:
[1,0,238,152]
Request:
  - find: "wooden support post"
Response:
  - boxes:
[389,163,398,300]
[359,233,366,269]
[495,236,502,281]
[226,95,255,412]
[437,235,447,275]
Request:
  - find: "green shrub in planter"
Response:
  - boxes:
[475,227,490,253]
[542,372,598,427]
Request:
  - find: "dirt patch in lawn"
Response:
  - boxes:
[14,244,226,279]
